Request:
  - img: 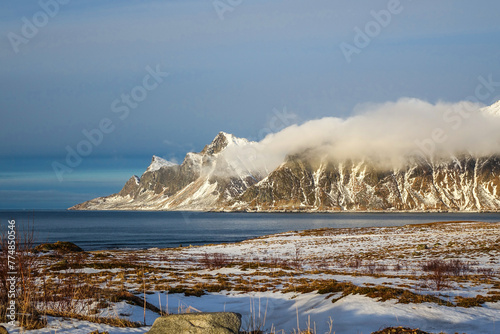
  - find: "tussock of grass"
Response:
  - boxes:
[50,261,142,271]
[0,305,47,330]
[371,327,432,334]
[455,294,500,308]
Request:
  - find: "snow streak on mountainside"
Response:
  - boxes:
[232,154,500,212]
[70,99,500,212]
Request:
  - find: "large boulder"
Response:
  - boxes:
[33,241,84,253]
[147,312,241,334]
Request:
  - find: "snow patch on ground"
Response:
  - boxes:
[6,292,499,334]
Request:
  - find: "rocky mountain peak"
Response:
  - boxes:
[201,131,248,156]
[146,155,177,172]
[202,132,229,155]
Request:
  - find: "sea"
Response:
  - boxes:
[1,210,499,251]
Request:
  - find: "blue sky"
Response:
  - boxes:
[1,0,500,209]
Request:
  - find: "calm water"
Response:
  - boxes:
[1,210,499,251]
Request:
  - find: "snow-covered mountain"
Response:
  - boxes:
[70,101,500,212]
[70,132,262,211]
[231,154,500,211]
[482,99,500,116]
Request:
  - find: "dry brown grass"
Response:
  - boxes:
[455,294,500,308]
[283,279,453,306]
[0,221,46,329]
[43,309,142,328]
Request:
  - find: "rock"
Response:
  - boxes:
[147,312,241,334]
[0,326,9,334]
[371,327,431,334]
[33,241,84,253]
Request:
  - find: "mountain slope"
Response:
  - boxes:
[70,132,261,211]
[229,154,500,212]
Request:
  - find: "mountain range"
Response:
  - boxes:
[70,101,500,212]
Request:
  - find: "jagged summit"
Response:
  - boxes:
[146,155,177,172]
[201,132,249,155]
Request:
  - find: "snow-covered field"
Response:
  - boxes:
[3,221,500,334]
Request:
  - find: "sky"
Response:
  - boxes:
[1,0,500,209]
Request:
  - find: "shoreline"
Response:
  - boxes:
[78,220,500,252]
[67,207,500,213]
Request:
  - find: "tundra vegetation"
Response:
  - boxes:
[1,221,499,333]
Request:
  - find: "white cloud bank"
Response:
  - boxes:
[222,98,500,174]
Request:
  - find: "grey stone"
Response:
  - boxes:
[147,312,241,334]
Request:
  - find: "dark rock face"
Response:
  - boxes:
[201,132,229,155]
[118,175,141,197]
[138,158,199,197]
[147,312,241,334]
